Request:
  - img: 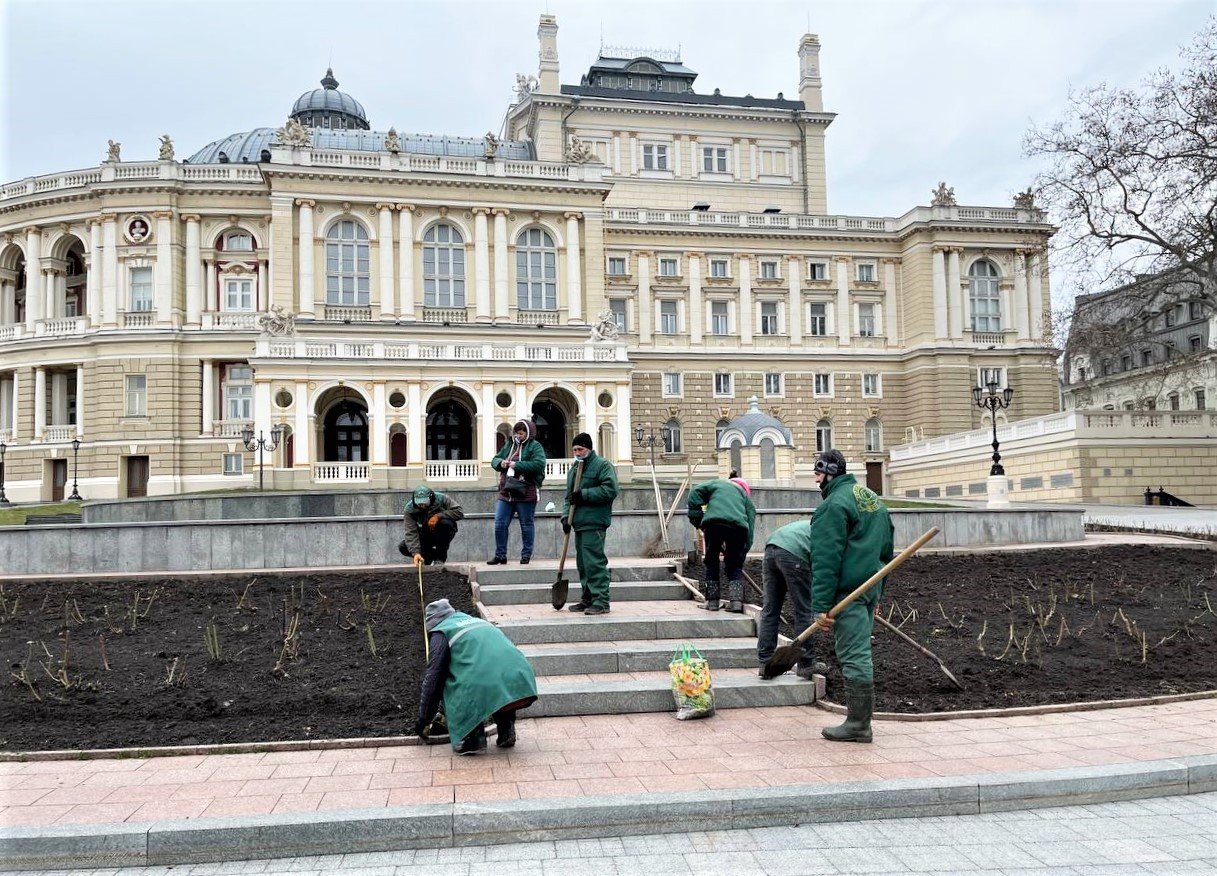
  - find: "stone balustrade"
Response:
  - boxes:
[256,337,627,363]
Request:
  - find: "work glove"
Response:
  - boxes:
[567,489,583,505]
[427,514,442,530]
[561,520,572,535]
[413,553,425,567]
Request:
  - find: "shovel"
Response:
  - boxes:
[761,527,939,679]
[551,461,584,610]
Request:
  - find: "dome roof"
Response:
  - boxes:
[719,396,793,447]
[290,68,369,130]
[186,128,533,165]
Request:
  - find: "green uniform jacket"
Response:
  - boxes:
[766,519,813,566]
[809,473,894,615]
[432,612,538,744]
[688,480,757,549]
[562,452,619,531]
[490,420,546,502]
[401,491,464,556]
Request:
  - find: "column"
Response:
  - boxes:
[473,207,491,323]
[835,257,851,345]
[492,209,509,322]
[787,256,802,345]
[513,381,529,426]
[253,380,272,486]
[183,214,202,326]
[9,371,18,441]
[738,254,753,344]
[397,205,415,321]
[204,259,215,316]
[637,252,652,343]
[0,281,13,324]
[582,383,597,445]
[1013,250,1029,339]
[883,258,899,342]
[296,199,315,318]
[101,215,118,326]
[24,227,42,329]
[1028,250,1044,340]
[947,247,962,338]
[33,366,46,440]
[42,268,59,320]
[257,261,268,312]
[376,204,394,321]
[407,383,423,465]
[689,254,704,344]
[201,359,214,435]
[294,381,310,467]
[564,212,583,324]
[372,382,388,464]
[75,365,84,438]
[615,381,631,465]
[930,246,947,339]
[154,211,173,325]
[479,383,496,462]
[87,219,101,326]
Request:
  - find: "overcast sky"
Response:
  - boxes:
[2,0,1212,306]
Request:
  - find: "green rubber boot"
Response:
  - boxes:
[822,680,873,743]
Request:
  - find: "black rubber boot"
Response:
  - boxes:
[699,580,721,611]
[796,659,830,680]
[495,710,517,749]
[821,680,874,743]
[455,724,488,754]
[725,578,744,613]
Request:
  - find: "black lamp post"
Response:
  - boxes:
[0,439,9,506]
[634,422,673,469]
[240,423,284,491]
[68,437,82,501]
[972,381,1015,475]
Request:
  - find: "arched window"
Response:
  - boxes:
[422,223,465,308]
[516,228,557,311]
[663,418,682,454]
[968,259,1001,332]
[222,231,254,252]
[325,220,370,306]
[598,423,615,461]
[865,418,883,453]
[715,418,730,448]
[760,438,776,479]
[815,419,833,453]
[426,399,473,460]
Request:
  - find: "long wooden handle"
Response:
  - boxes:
[794,526,939,647]
[556,463,585,579]
[874,613,948,666]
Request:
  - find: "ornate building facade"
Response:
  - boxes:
[0,16,1057,501]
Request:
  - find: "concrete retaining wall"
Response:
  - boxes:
[0,507,1084,577]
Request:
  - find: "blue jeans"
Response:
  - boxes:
[494,499,536,559]
[756,544,815,668]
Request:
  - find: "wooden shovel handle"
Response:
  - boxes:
[794,526,940,646]
[555,462,584,579]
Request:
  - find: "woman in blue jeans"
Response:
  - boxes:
[488,419,547,564]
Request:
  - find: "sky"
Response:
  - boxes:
[1,0,1212,311]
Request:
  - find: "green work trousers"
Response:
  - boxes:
[832,597,878,683]
[575,528,610,609]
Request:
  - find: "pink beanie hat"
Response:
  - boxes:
[729,477,752,498]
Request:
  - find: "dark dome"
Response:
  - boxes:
[290,68,369,131]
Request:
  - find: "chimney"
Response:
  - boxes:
[538,14,560,93]
[798,33,823,111]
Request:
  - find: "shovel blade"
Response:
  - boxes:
[761,644,801,680]
[551,578,569,610]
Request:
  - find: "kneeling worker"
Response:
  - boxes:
[399,484,464,567]
[414,598,538,754]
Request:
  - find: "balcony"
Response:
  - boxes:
[425,460,479,481]
[517,310,560,326]
[44,424,77,442]
[313,462,370,482]
[203,311,261,330]
[257,337,627,363]
[121,311,155,329]
[545,459,573,478]
[0,162,264,205]
[968,331,1011,346]
[213,419,253,438]
[422,308,469,324]
[0,324,23,341]
[35,317,88,337]
[322,304,374,323]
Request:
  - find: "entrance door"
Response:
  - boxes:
[127,456,149,498]
[866,461,883,494]
[324,406,368,462]
[51,459,68,502]
[389,431,407,467]
[531,400,567,459]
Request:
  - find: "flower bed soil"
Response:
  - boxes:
[0,568,473,751]
[694,545,1217,713]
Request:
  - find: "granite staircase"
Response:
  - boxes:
[472,558,818,717]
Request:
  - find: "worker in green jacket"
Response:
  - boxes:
[414,598,538,754]
[687,477,756,612]
[561,432,619,615]
[809,449,894,743]
[756,519,827,678]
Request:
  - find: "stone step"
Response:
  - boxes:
[479,581,689,605]
[474,559,676,587]
[492,602,756,646]
[521,667,816,717]
[517,637,760,675]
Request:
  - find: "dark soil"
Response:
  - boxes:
[692,545,1217,712]
[0,568,473,751]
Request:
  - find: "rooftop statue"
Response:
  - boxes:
[565,135,597,164]
[384,127,401,153]
[158,134,174,161]
[931,181,957,207]
[588,311,620,342]
[275,117,312,148]
[106,140,121,163]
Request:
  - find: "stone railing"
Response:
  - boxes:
[322,304,374,323]
[257,337,628,363]
[968,331,1009,346]
[121,311,155,328]
[422,307,469,324]
[269,146,606,184]
[34,316,88,337]
[203,311,262,330]
[213,419,252,438]
[517,310,560,325]
[313,462,370,482]
[425,460,480,481]
[44,424,77,442]
[545,459,574,478]
[0,324,25,341]
[0,162,264,204]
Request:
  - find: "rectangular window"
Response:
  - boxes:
[129,267,153,312]
[224,364,253,421]
[1169,394,1181,411]
[809,302,827,336]
[758,148,788,176]
[709,259,729,279]
[609,299,628,332]
[1189,301,1203,320]
[702,146,728,173]
[658,257,679,277]
[642,143,669,170]
[224,278,254,311]
[663,372,682,396]
[1197,389,1207,410]
[1101,359,1112,376]
[760,301,779,335]
[863,374,880,396]
[814,373,832,396]
[808,262,827,281]
[760,261,778,280]
[979,367,1005,388]
[0,376,12,431]
[222,453,244,475]
[858,303,876,337]
[714,373,733,396]
[856,262,876,283]
[1121,355,1132,371]
[1190,335,1203,353]
[1141,349,1154,367]
[659,300,678,335]
[607,256,627,276]
[125,374,147,417]
[710,301,729,336]
[764,373,783,396]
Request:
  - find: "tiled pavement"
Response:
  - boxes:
[3,698,1216,828]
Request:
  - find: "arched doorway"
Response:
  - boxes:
[531,387,579,459]
[389,426,407,467]
[323,402,368,462]
[426,389,475,460]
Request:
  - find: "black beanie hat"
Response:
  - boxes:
[572,432,593,450]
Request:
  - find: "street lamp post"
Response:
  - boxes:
[973,380,1014,507]
[240,424,284,492]
[633,422,672,470]
[68,437,83,501]
[0,439,9,506]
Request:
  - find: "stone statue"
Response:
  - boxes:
[258,304,296,337]
[158,134,174,161]
[514,73,538,102]
[1013,187,1037,210]
[384,127,401,153]
[274,117,312,148]
[106,140,121,163]
[483,131,501,159]
[588,311,621,342]
[931,181,957,207]
[565,136,597,164]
